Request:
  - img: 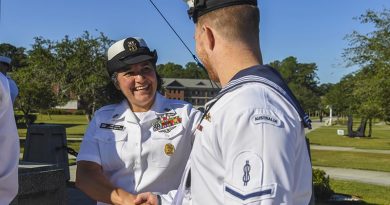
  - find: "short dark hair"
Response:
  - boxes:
[198,5,259,43]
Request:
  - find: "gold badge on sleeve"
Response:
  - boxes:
[164,143,175,156]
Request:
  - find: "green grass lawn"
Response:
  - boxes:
[307,125,390,150]
[18,114,89,139]
[311,150,390,172]
[329,179,390,205]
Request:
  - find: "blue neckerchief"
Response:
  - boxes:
[204,65,312,129]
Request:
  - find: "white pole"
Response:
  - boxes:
[329,106,333,125]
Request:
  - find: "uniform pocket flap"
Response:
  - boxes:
[95,130,127,143]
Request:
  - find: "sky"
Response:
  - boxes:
[0,0,389,84]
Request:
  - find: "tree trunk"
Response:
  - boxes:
[347,115,354,137]
[47,111,52,120]
[368,118,372,137]
[356,118,367,137]
[85,113,92,122]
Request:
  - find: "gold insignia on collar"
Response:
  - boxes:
[164,143,175,156]
[204,113,211,122]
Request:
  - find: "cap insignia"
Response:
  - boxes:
[124,38,140,53]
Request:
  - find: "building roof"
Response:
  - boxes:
[162,78,220,89]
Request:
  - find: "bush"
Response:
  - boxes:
[41,108,84,115]
[73,110,85,115]
[15,114,37,127]
[313,168,334,201]
[45,109,71,115]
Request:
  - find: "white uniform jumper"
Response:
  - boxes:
[168,65,312,205]
[0,73,19,205]
[77,93,201,205]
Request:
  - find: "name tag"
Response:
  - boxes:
[100,123,125,131]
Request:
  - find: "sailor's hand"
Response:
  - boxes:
[134,192,159,205]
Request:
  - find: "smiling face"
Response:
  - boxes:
[116,60,158,112]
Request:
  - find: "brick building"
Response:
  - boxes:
[162,78,220,108]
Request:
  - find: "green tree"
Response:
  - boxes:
[156,62,185,78]
[0,43,28,69]
[25,32,113,121]
[13,66,57,126]
[323,75,355,117]
[7,37,59,125]
[183,62,208,79]
[343,8,390,125]
[269,57,320,114]
[53,32,113,120]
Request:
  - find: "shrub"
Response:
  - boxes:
[73,110,85,115]
[313,168,334,201]
[41,108,83,115]
[15,114,37,127]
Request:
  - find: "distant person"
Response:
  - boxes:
[0,72,20,204]
[76,37,201,205]
[135,0,313,204]
[0,56,18,104]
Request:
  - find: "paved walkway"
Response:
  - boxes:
[314,166,390,186]
[311,145,390,154]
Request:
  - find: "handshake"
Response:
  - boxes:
[111,190,160,205]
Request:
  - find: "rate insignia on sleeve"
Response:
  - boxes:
[224,183,277,203]
[100,123,125,131]
[224,151,277,203]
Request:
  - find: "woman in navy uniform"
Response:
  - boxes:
[76,37,201,205]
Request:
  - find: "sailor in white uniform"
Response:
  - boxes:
[0,72,20,205]
[135,1,312,204]
[76,37,201,205]
[188,66,313,205]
